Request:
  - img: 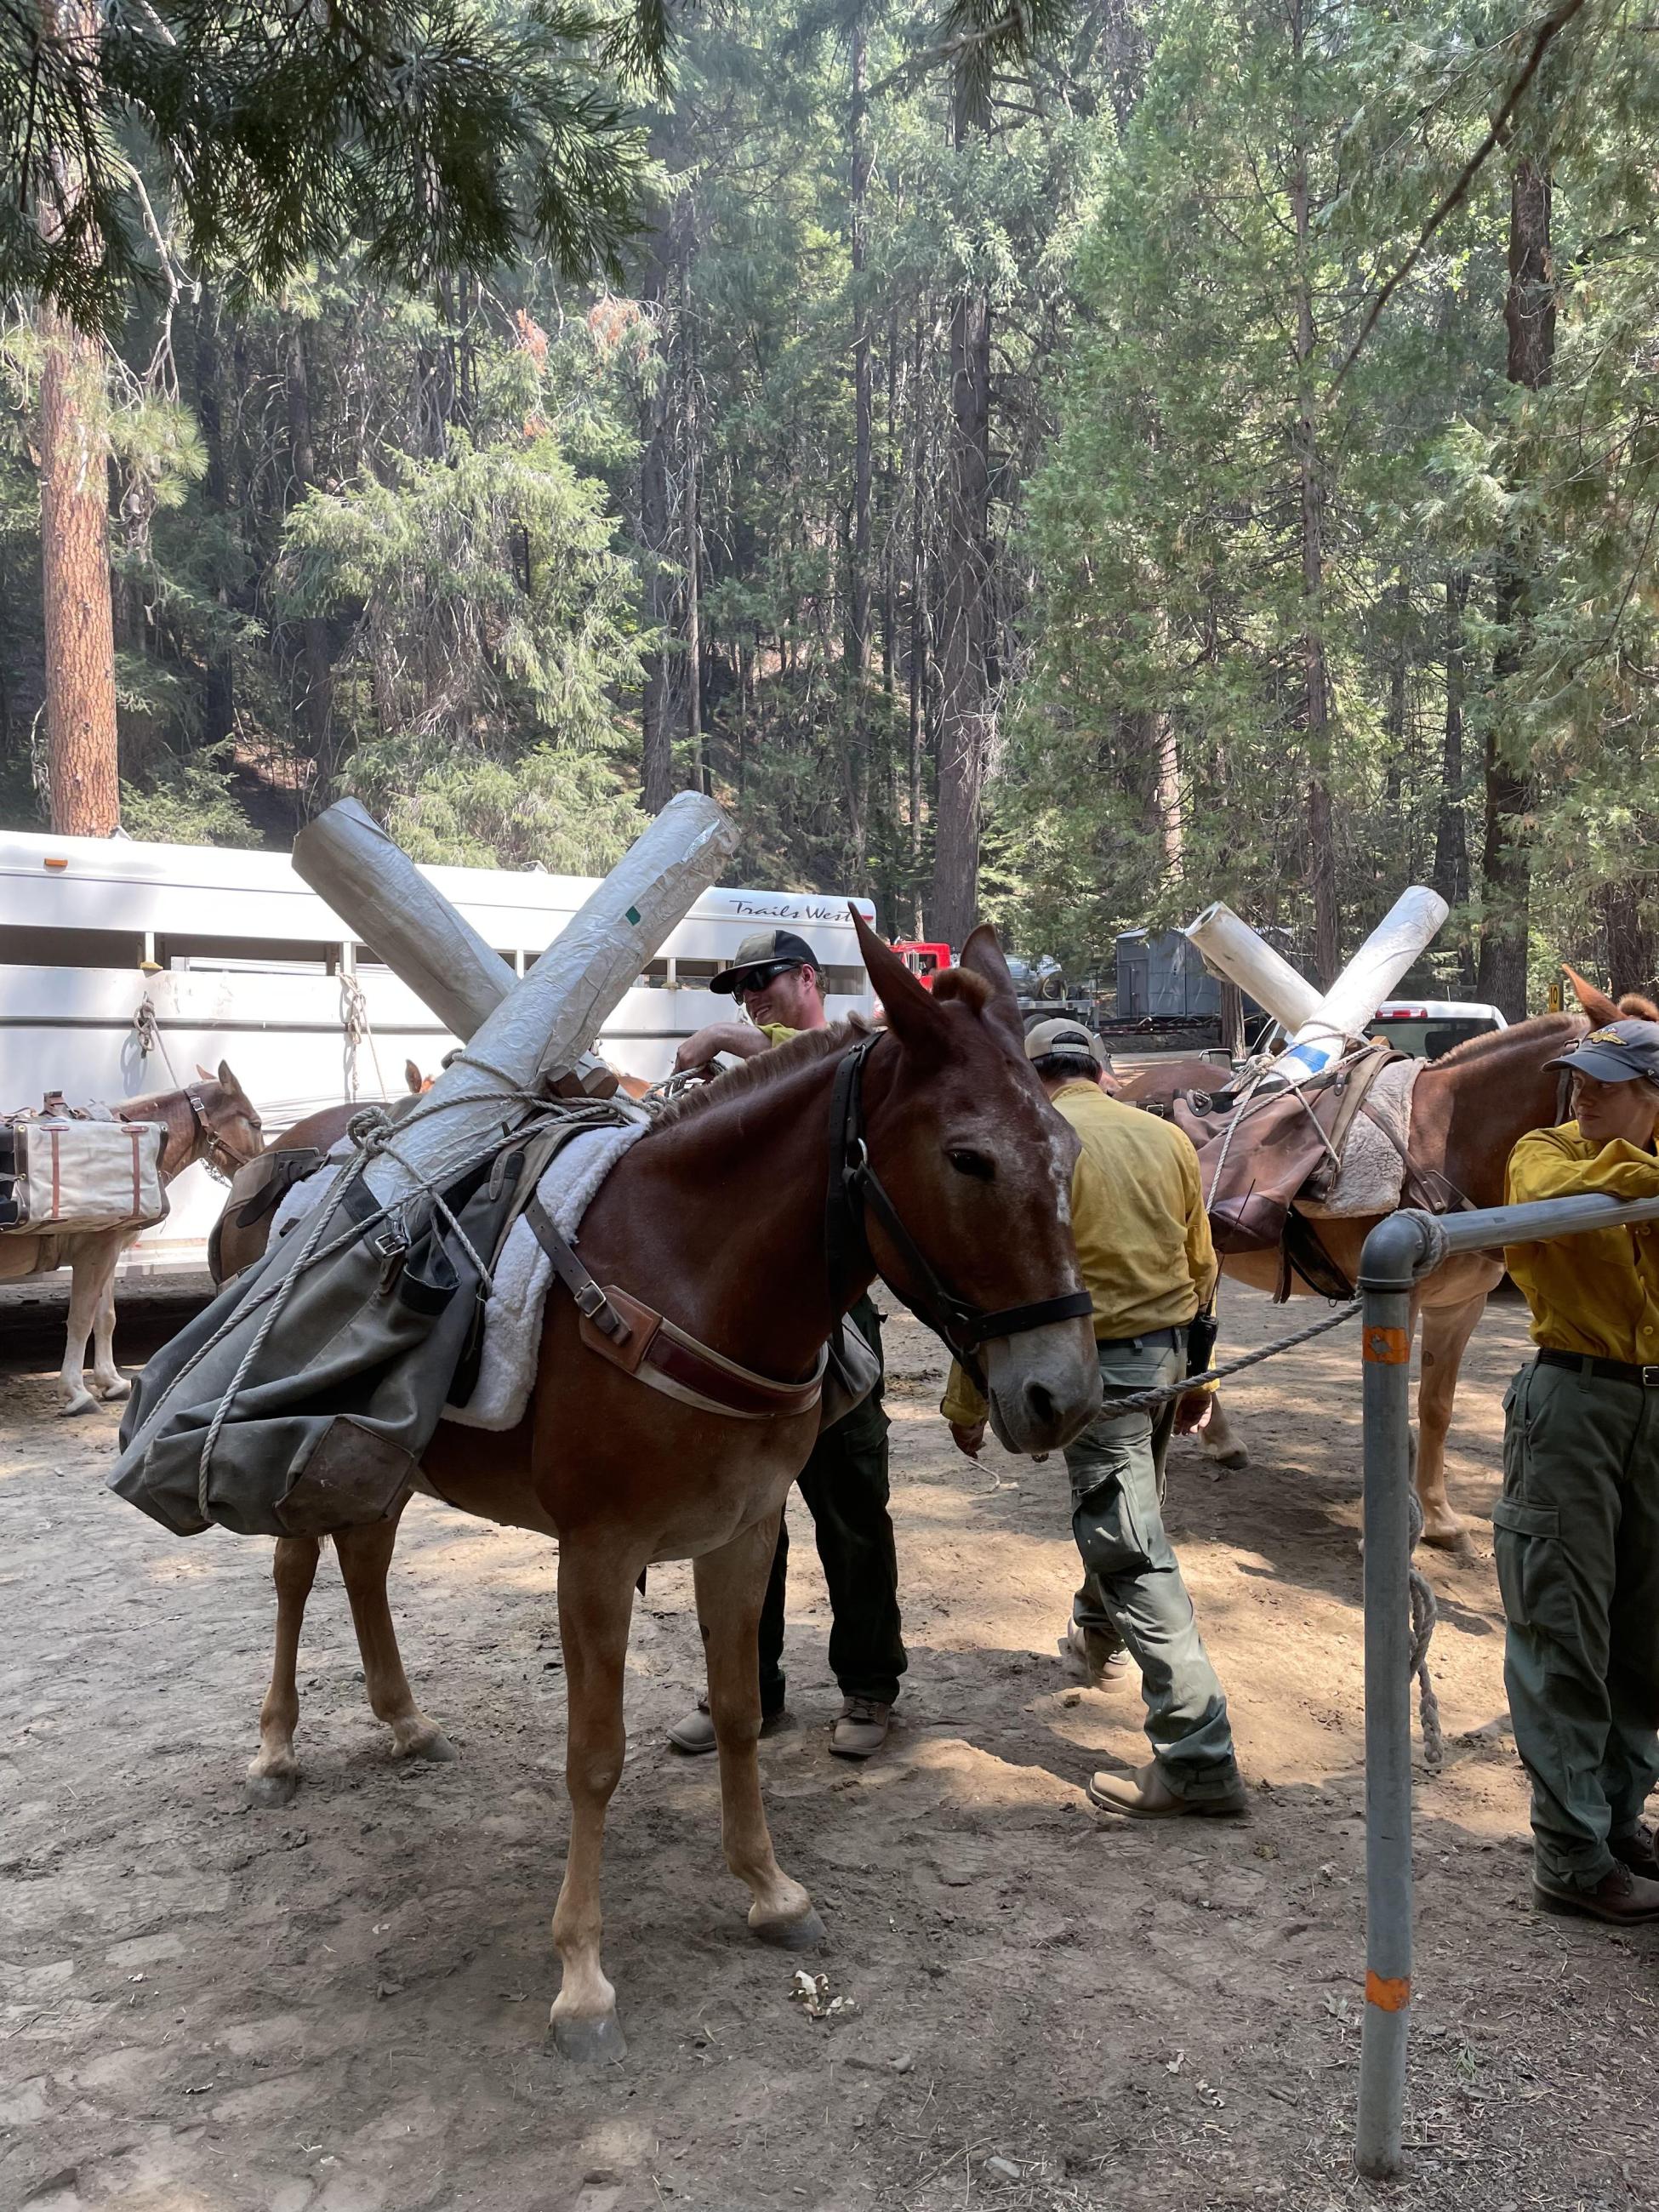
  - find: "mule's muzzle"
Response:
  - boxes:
[983,1319,1101,1456]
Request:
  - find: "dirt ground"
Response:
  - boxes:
[4,1277,1659,2212]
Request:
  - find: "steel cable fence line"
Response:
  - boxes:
[1355,1190,1659,2181]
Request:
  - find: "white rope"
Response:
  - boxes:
[1407,1490,1445,1770]
[1106,1299,1364,1414]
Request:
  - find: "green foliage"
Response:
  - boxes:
[2,0,669,328]
[120,744,261,847]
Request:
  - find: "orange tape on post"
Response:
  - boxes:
[1365,1971,1411,2012]
[1363,1325,1410,1365]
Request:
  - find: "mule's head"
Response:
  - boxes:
[854,913,1102,1455]
[194,1059,265,1169]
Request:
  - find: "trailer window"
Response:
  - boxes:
[160,934,338,973]
[0,923,145,969]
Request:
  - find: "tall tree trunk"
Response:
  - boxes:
[1597,879,1655,1001]
[682,225,704,796]
[39,315,118,835]
[1477,156,1554,1018]
[286,322,335,783]
[930,70,994,948]
[1154,710,1182,881]
[1433,570,1473,985]
[907,307,926,915]
[637,191,684,812]
[843,15,873,870]
[1290,10,1338,985]
[194,299,237,750]
[36,0,118,837]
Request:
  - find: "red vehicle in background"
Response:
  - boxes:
[892,940,953,988]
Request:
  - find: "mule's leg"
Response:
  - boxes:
[89,1252,129,1401]
[57,1241,111,1416]
[248,1537,322,1806]
[334,1513,456,1764]
[1415,1288,1489,1556]
[694,1515,824,1949]
[548,1542,639,2066]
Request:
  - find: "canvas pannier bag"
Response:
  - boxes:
[0,1117,168,1236]
[111,1131,561,1542]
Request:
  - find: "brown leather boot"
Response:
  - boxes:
[830,1696,892,1759]
[1534,1862,1659,1923]
[1087,1759,1247,1820]
[1061,1620,1132,1687]
[666,1697,793,1755]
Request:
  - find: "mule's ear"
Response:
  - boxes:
[957,925,1028,1054]
[853,909,949,1058]
[1564,964,1620,1025]
[217,1059,238,1094]
[197,1063,214,1081]
[405,1058,423,1094]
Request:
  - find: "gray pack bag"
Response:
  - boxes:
[111,1141,534,1540]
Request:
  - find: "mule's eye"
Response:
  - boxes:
[948,1149,994,1182]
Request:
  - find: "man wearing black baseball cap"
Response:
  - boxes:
[665,929,907,1760]
[1501,1016,1659,1922]
[670,930,826,1074]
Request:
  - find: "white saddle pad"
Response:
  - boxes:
[271,1121,648,1430]
[1298,1056,1424,1220]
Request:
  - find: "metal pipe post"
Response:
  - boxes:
[1355,1213,1434,2179]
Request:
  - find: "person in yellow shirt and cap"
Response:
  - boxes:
[1499,1016,1659,1923]
[943,1018,1246,1819]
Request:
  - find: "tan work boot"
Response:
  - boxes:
[666,1696,793,1756]
[830,1696,892,1760]
[1061,1620,1132,1687]
[1087,1759,1247,1820]
[1535,1862,1659,1923]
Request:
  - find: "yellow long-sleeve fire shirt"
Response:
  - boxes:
[1504,1120,1659,1363]
[940,1079,1217,1425]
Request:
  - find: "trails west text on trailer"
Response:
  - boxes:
[0,830,876,1276]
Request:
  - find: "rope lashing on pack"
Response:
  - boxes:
[1103,1297,1364,1414]
[338,972,386,1103]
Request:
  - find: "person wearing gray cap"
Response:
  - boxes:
[943,1016,1246,1819]
[1501,1015,1659,1923]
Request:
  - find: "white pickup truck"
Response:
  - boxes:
[1366,999,1508,1059]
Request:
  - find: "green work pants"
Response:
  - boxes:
[758,1298,906,1713]
[1066,1334,1240,1802]
[1497,1357,1659,1890]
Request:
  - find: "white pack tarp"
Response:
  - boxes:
[3,1118,168,1235]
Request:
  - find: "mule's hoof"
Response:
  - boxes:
[94,1376,132,1402]
[550,2009,628,2066]
[750,1905,826,1952]
[246,1766,299,1809]
[394,1725,458,1764]
[1424,1526,1476,1562]
[1214,1449,1249,1471]
[57,1394,98,1420]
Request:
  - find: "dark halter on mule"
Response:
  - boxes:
[565,1029,1091,1420]
[826,1034,1093,1396]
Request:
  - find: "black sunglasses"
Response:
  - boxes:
[733,960,802,996]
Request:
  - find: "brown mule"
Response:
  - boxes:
[1116,998,1601,1551]
[214,918,1101,2062]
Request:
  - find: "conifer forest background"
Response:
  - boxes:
[4,0,1658,1012]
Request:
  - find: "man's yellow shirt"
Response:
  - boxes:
[940,1079,1217,1425]
[1505,1120,1659,1364]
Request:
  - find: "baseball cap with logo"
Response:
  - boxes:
[1024,1018,1113,1071]
[1545,1018,1659,1086]
[710,928,819,997]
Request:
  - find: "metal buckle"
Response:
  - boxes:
[373,1209,411,1260]
[1643,1365,1659,1389]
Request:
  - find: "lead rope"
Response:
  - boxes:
[1407,1491,1445,1770]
